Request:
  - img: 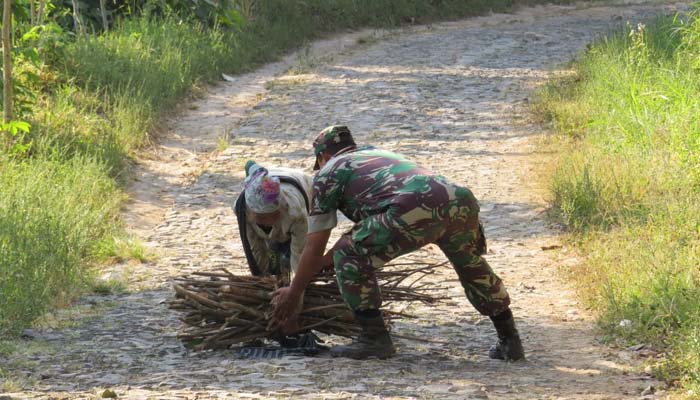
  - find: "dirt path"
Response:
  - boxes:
[3,2,687,399]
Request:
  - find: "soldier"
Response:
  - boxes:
[234,160,313,283]
[271,125,524,361]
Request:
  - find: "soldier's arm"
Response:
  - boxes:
[289,229,331,296]
[272,228,331,324]
[288,216,308,274]
[272,160,343,322]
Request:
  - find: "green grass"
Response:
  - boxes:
[1,0,578,335]
[0,158,122,335]
[62,18,238,152]
[536,8,700,392]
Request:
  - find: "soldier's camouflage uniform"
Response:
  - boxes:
[308,145,510,316]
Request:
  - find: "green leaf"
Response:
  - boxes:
[21,27,41,42]
[2,120,31,136]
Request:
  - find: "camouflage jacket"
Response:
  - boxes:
[308,146,474,233]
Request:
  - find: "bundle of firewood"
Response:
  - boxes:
[169,262,446,351]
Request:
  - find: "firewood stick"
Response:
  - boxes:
[301,304,348,313]
[174,284,224,310]
[391,333,450,344]
[220,301,266,319]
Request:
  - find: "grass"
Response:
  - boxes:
[357,33,381,45]
[91,235,152,265]
[1,0,579,335]
[216,136,230,153]
[535,7,700,393]
[0,375,24,393]
[91,278,129,295]
[61,18,239,152]
[0,159,122,335]
[288,44,319,75]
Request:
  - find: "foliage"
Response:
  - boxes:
[1,120,31,155]
[535,8,700,392]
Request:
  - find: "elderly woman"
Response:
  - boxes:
[234,161,314,283]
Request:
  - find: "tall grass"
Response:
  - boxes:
[536,8,700,392]
[0,159,121,334]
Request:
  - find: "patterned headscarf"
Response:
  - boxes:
[243,161,280,213]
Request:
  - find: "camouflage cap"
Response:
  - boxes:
[312,125,356,170]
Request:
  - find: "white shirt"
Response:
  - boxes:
[245,167,313,273]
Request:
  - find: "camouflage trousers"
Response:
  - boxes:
[333,184,510,316]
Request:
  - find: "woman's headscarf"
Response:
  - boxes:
[243,161,281,213]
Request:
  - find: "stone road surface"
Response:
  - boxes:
[2,2,687,399]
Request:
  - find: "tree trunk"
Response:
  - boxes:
[37,0,45,25]
[2,0,13,123]
[99,0,108,32]
[29,0,35,26]
[71,0,83,34]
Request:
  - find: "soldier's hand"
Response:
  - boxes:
[271,286,301,330]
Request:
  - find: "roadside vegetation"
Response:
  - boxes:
[1,0,579,335]
[536,7,700,394]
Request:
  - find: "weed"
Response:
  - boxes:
[217,136,230,152]
[91,279,129,295]
[91,235,152,264]
[0,377,23,393]
[357,33,379,46]
[288,45,317,75]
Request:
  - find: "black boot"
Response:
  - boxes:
[330,311,395,360]
[489,309,525,361]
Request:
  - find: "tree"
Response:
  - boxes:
[2,0,12,123]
